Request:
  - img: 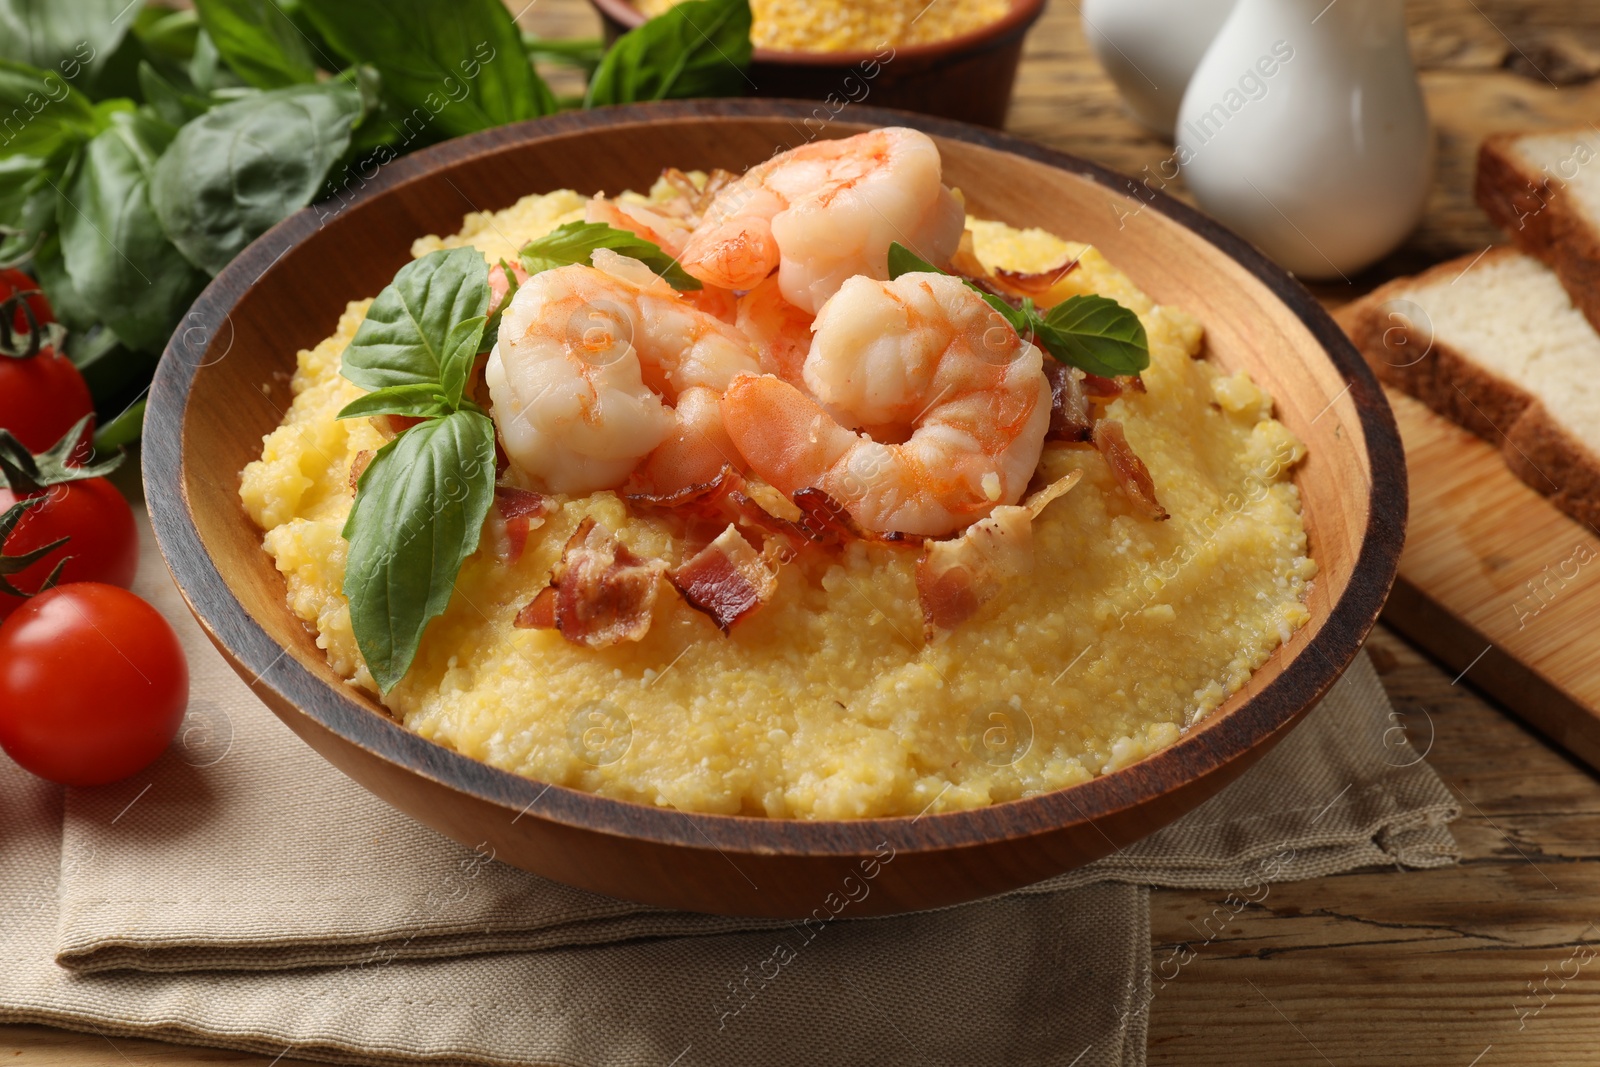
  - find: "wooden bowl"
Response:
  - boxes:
[587,0,1045,127]
[144,101,1405,918]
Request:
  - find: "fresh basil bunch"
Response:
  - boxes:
[338,224,692,690]
[0,0,754,447]
[887,242,1150,378]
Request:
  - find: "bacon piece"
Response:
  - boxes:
[348,450,374,493]
[1093,420,1168,521]
[791,488,865,543]
[627,467,921,556]
[1081,373,1146,398]
[512,518,666,647]
[994,258,1081,297]
[1042,362,1092,443]
[514,586,557,629]
[493,486,556,564]
[670,524,778,631]
[630,465,820,556]
[916,471,1083,637]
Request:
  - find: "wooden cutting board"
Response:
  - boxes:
[1382,386,1600,769]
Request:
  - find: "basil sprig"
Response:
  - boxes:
[342,410,495,694]
[336,248,498,692]
[888,242,1150,378]
[519,221,701,291]
[0,0,753,450]
[585,0,752,107]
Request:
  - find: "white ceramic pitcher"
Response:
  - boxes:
[1080,0,1238,136]
[1175,0,1432,280]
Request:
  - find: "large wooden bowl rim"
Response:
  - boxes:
[145,100,1406,858]
[587,0,1047,66]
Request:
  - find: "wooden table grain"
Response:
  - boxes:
[9,1,1600,1064]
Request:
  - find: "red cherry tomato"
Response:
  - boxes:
[0,268,53,335]
[0,351,93,456]
[0,583,188,786]
[0,481,138,619]
[0,270,93,456]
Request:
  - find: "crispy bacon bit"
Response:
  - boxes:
[916,471,1083,637]
[630,466,825,556]
[348,450,374,492]
[493,486,555,564]
[1081,373,1146,398]
[670,524,778,631]
[1043,361,1092,443]
[994,258,1081,296]
[514,586,557,629]
[512,518,666,647]
[1093,420,1168,521]
[791,488,864,542]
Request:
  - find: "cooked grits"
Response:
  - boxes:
[240,181,1314,820]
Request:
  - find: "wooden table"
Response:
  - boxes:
[10,1,1600,1063]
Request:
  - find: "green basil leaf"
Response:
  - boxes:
[0,0,130,85]
[886,241,939,280]
[520,220,701,291]
[524,33,603,74]
[0,59,103,159]
[58,109,208,353]
[336,383,450,421]
[134,7,203,66]
[342,409,496,693]
[194,0,318,89]
[1041,294,1150,377]
[0,153,54,265]
[30,230,96,332]
[150,78,362,275]
[92,396,145,452]
[300,0,555,138]
[886,241,1149,376]
[585,0,751,107]
[185,29,244,95]
[137,60,209,126]
[341,247,489,407]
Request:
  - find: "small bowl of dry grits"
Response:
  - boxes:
[144,101,1405,918]
[588,0,1046,127]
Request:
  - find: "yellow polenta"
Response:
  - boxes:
[240,185,1314,820]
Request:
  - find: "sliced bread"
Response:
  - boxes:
[1339,246,1600,531]
[1476,128,1600,334]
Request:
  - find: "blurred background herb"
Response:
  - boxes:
[0,0,752,446]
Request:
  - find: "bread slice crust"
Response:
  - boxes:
[1338,247,1600,531]
[1476,131,1600,336]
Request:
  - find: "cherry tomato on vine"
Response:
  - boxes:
[0,268,52,335]
[0,277,93,456]
[0,418,135,619]
[0,582,189,787]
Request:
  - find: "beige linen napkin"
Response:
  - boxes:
[0,516,1457,1067]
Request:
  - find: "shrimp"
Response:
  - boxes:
[719,272,1051,537]
[679,127,965,315]
[628,384,740,493]
[586,195,740,325]
[585,195,691,258]
[735,275,813,384]
[486,249,760,496]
